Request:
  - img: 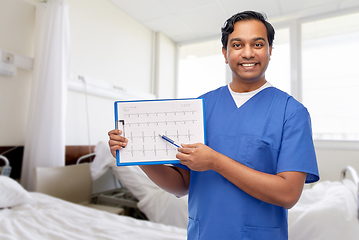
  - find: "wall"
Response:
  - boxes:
[315,143,359,182]
[155,32,176,99]
[67,0,177,145]
[0,0,177,147]
[68,0,153,93]
[66,0,155,145]
[0,0,34,146]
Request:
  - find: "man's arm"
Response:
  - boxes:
[108,129,190,197]
[177,143,306,209]
[140,165,190,197]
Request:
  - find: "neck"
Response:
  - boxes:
[229,79,267,93]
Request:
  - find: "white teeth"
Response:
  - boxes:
[242,63,255,67]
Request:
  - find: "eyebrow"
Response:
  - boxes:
[229,37,267,43]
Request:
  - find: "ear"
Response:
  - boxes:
[269,46,272,60]
[222,47,228,64]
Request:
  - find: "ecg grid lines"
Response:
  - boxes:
[116,99,205,164]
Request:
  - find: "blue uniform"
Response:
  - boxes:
[177,86,319,240]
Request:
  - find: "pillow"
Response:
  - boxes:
[110,163,188,228]
[0,176,33,208]
[91,141,114,181]
[92,141,159,201]
[92,141,188,228]
[138,187,188,228]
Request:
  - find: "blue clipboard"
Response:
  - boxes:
[114,98,206,166]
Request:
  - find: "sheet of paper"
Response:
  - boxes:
[115,98,205,166]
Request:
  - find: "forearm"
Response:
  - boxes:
[212,153,306,209]
[177,143,306,208]
[139,165,190,197]
[108,130,190,197]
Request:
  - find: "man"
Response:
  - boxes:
[108,11,319,240]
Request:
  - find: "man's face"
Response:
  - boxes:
[222,20,272,85]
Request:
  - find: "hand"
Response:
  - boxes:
[108,129,128,158]
[176,143,219,172]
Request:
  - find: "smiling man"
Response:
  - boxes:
[108,11,319,240]
[223,18,272,92]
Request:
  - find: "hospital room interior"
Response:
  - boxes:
[1,0,359,239]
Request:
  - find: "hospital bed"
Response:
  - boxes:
[0,175,186,240]
[2,143,358,240]
[34,142,188,228]
[88,142,359,239]
[0,145,187,240]
[33,162,125,215]
[288,165,359,240]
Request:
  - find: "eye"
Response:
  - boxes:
[233,43,242,48]
[254,43,264,48]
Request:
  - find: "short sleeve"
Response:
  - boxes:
[277,106,320,183]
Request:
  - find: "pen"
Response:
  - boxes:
[159,134,182,148]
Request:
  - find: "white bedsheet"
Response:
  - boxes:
[0,192,187,240]
[288,179,359,240]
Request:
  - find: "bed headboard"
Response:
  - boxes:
[65,145,95,165]
[0,145,95,179]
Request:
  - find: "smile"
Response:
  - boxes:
[241,63,256,67]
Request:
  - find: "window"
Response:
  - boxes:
[176,12,359,142]
[177,29,291,98]
[266,28,291,93]
[177,39,226,98]
[302,13,359,141]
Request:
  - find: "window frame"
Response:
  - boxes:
[175,8,359,149]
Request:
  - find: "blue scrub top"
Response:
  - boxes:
[176,86,319,240]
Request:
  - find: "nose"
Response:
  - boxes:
[241,45,254,59]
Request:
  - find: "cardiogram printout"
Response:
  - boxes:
[114,98,205,166]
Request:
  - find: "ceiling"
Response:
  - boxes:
[109,0,359,44]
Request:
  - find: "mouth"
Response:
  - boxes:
[240,63,257,67]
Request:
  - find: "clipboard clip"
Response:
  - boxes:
[116,120,125,137]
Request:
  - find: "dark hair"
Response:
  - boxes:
[221,11,275,49]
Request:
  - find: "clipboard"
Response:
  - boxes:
[114,98,206,166]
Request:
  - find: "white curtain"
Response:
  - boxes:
[21,0,70,191]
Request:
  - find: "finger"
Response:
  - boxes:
[177,147,190,154]
[110,144,124,152]
[110,150,117,158]
[110,148,121,158]
[181,143,200,148]
[108,129,121,136]
[109,139,127,148]
[108,129,125,138]
[109,133,128,142]
[178,158,191,167]
[176,152,188,161]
